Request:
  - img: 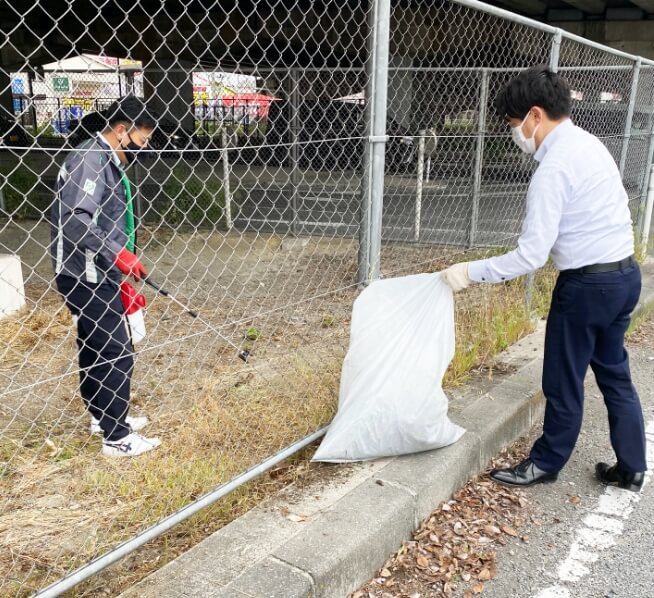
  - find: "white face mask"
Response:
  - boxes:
[511,112,539,155]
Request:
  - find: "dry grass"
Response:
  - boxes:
[0,350,340,597]
[0,245,558,598]
[0,294,72,367]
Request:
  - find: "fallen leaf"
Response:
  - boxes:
[483,525,500,536]
[472,582,485,594]
[285,514,306,523]
[380,568,392,578]
[442,503,452,511]
[478,568,491,581]
[501,525,518,537]
[569,495,581,505]
[416,555,429,568]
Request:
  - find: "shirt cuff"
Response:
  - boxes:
[468,259,491,283]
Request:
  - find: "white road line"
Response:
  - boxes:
[533,419,654,596]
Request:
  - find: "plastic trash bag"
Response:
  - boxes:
[313,272,465,462]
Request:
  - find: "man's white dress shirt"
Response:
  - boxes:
[468,119,634,283]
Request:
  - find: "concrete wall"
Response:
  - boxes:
[553,21,654,60]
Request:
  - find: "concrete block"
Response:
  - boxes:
[229,556,314,598]
[0,254,25,319]
[374,433,481,523]
[272,479,416,598]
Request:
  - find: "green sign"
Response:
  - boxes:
[52,77,70,92]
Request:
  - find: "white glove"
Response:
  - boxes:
[441,262,472,292]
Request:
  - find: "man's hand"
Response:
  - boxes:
[441,262,472,292]
[115,248,148,281]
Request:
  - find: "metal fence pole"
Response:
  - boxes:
[469,68,488,248]
[642,164,654,253]
[526,28,562,314]
[132,162,144,227]
[367,0,391,281]
[415,130,425,242]
[290,68,301,235]
[221,128,233,229]
[357,0,391,284]
[637,74,654,236]
[619,58,642,178]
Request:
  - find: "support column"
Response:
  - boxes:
[0,68,14,120]
[142,58,194,131]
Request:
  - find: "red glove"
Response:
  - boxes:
[115,248,148,281]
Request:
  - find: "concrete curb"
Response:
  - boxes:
[120,259,654,598]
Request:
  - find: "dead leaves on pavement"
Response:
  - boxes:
[353,440,531,598]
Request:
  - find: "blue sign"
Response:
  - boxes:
[12,78,24,113]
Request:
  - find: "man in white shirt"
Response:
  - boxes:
[442,66,646,491]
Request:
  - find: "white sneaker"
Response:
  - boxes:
[102,432,161,457]
[90,415,149,435]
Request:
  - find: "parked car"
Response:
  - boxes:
[67,109,196,155]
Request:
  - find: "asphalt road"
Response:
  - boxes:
[235,181,528,246]
[467,317,654,598]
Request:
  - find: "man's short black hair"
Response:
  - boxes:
[494,65,571,120]
[106,95,157,129]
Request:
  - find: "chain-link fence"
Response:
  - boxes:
[1,0,654,596]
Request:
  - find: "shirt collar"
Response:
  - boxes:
[95,132,122,168]
[534,118,574,163]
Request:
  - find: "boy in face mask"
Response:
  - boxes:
[441,66,646,491]
[50,95,161,457]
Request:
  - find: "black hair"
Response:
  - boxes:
[106,95,157,129]
[494,65,571,120]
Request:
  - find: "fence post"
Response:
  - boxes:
[357,0,391,285]
[415,130,425,242]
[289,68,300,235]
[469,68,488,248]
[637,71,654,237]
[641,164,654,253]
[526,28,562,313]
[619,58,641,178]
[221,128,233,230]
[132,162,144,225]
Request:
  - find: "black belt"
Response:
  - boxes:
[561,255,635,275]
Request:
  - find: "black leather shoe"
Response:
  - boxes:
[595,462,645,493]
[490,458,558,488]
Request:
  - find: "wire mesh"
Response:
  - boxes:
[0,0,653,596]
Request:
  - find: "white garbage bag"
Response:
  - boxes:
[313,272,465,462]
